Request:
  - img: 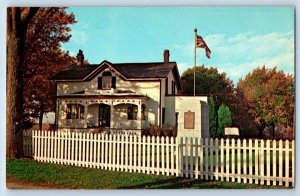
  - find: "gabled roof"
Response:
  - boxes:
[51,60,182,89]
[51,64,99,81]
[112,62,176,79]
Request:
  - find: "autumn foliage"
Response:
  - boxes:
[23,8,76,129]
[238,66,294,139]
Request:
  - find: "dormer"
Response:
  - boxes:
[97,70,116,90]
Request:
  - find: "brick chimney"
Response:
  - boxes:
[163,50,170,63]
[76,49,84,66]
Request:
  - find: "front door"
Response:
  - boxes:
[99,104,111,127]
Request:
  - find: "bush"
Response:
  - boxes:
[217,104,232,137]
[142,124,177,137]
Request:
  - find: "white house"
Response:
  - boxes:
[52,50,209,138]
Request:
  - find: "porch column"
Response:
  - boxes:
[110,104,114,129]
[84,104,88,128]
[137,102,142,129]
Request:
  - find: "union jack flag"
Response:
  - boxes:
[196,34,211,58]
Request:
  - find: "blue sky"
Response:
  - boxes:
[62,7,294,85]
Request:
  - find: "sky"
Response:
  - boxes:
[62,7,294,85]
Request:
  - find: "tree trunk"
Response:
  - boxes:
[6,7,38,158]
[39,110,44,130]
[7,8,25,158]
[271,122,275,140]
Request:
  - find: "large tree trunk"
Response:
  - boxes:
[7,8,25,158]
[6,7,38,158]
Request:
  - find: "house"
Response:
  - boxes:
[52,50,209,138]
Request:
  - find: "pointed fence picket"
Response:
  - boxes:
[25,130,294,187]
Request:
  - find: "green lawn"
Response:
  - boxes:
[6,159,287,189]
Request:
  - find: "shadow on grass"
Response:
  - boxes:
[117,177,259,189]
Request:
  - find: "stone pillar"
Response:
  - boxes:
[84,104,88,128]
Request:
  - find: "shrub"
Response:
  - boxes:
[217,104,232,137]
[142,124,177,137]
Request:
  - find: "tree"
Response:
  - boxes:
[7,7,39,158]
[23,8,76,130]
[217,104,232,137]
[208,96,217,137]
[237,66,294,139]
[180,66,234,107]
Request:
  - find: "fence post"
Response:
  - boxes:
[120,135,124,171]
[195,137,199,179]
[285,140,289,187]
[292,140,295,187]
[249,139,253,184]
[209,138,214,180]
[101,134,105,169]
[138,135,142,173]
[156,136,160,175]
[112,134,116,171]
[279,140,283,186]
[129,135,133,172]
[255,139,259,184]
[33,130,37,160]
[233,138,237,182]
[266,140,271,185]
[199,138,204,180]
[237,139,241,183]
[166,136,170,176]
[170,137,174,176]
[260,139,265,185]
[220,138,224,181]
[162,136,165,176]
[226,138,230,182]
[272,140,277,186]
[151,136,155,174]
[243,139,247,183]
[184,137,189,178]
[143,136,147,173]
[133,135,137,172]
[180,137,184,177]
[215,138,219,181]
[190,137,195,178]
[54,131,57,164]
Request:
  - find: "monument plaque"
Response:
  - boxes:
[184,111,195,129]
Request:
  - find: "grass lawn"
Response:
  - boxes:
[6,159,286,189]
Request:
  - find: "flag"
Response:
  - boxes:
[195,34,211,58]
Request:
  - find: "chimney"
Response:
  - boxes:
[76,49,84,66]
[163,50,170,63]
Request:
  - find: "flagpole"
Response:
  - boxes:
[194,28,197,98]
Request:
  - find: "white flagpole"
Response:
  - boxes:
[194,28,197,98]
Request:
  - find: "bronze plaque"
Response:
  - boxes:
[184,111,195,129]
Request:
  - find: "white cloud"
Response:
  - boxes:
[70,22,89,44]
[71,29,87,44]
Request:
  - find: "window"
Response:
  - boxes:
[128,105,138,120]
[97,71,116,90]
[102,71,112,89]
[66,104,84,119]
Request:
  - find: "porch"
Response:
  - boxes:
[57,96,148,133]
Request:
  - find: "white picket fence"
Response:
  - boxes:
[23,130,295,187]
